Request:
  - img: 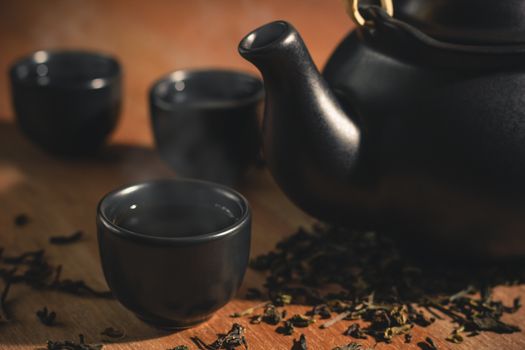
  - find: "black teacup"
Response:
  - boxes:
[9,50,122,155]
[149,69,264,186]
[97,178,251,329]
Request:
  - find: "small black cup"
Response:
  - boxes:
[149,69,264,185]
[97,178,251,329]
[9,50,122,155]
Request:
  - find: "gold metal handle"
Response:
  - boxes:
[344,0,394,26]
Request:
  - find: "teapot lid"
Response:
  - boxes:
[357,0,525,45]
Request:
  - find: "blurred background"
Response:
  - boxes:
[0,4,352,344]
[0,0,351,147]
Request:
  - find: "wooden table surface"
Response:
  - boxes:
[1,1,525,349]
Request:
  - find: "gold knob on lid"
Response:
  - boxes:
[345,0,394,26]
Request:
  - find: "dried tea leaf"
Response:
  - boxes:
[209,323,247,349]
[446,332,463,344]
[14,214,29,227]
[275,292,292,306]
[291,334,307,350]
[471,316,521,334]
[277,320,295,335]
[419,337,438,350]
[250,314,263,324]
[445,326,464,344]
[288,314,314,328]
[0,248,112,299]
[404,333,412,343]
[49,230,84,245]
[262,304,283,325]
[344,323,367,339]
[46,334,103,350]
[36,307,56,326]
[383,324,413,341]
[100,327,125,340]
[308,304,331,319]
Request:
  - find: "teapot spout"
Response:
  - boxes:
[239,21,361,221]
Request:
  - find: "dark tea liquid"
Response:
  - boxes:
[115,203,237,237]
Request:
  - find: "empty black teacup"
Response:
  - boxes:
[97,178,251,329]
[149,69,264,185]
[9,50,122,155]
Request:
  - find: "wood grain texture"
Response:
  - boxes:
[0,1,525,349]
[0,122,524,350]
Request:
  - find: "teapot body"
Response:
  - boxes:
[239,12,525,257]
[321,16,525,256]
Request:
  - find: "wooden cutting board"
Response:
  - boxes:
[0,122,525,350]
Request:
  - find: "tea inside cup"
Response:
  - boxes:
[106,179,246,238]
[97,178,251,329]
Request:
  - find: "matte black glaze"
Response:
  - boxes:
[9,50,121,155]
[391,0,525,45]
[149,69,264,186]
[239,15,525,257]
[239,21,361,225]
[97,179,251,329]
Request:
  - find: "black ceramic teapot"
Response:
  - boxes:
[239,0,525,257]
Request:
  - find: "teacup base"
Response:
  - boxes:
[136,313,213,331]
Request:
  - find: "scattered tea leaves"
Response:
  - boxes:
[243,224,524,345]
[49,230,84,245]
[36,307,56,326]
[4,218,525,348]
[209,323,247,349]
[0,246,113,323]
[46,334,103,350]
[0,248,112,298]
[470,315,520,334]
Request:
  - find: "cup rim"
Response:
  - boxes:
[9,49,121,90]
[97,178,251,244]
[149,68,264,111]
